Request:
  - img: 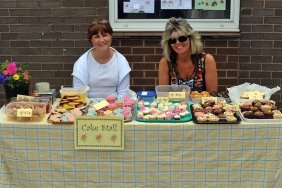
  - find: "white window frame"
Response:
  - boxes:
[109,0,240,32]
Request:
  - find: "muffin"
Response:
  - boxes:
[240,104,251,112]
[260,104,271,113]
[253,111,265,119]
[264,111,274,119]
[106,95,116,103]
[242,111,254,119]
[226,116,237,122]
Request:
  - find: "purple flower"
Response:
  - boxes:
[0,74,7,84]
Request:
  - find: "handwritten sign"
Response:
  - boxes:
[168,92,186,100]
[17,109,33,117]
[201,97,218,104]
[17,94,34,101]
[157,96,169,103]
[93,100,109,111]
[74,116,124,150]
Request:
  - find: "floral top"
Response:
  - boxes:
[168,53,206,92]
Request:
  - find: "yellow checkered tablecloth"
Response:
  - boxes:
[0,113,281,187]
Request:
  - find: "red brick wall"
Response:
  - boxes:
[0,0,281,108]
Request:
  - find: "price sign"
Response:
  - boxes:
[157,96,169,103]
[201,97,218,104]
[93,100,109,110]
[17,109,33,117]
[74,116,124,150]
[17,95,34,101]
[168,92,186,100]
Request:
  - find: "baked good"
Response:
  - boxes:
[106,95,116,103]
[226,116,237,122]
[273,113,282,119]
[242,111,254,119]
[263,111,274,119]
[253,111,265,119]
[240,91,265,99]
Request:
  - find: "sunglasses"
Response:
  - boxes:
[89,19,108,27]
[168,36,188,45]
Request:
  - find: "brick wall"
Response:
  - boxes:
[0,0,281,108]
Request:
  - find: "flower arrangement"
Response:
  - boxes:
[0,60,31,88]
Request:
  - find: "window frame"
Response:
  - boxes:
[109,0,240,32]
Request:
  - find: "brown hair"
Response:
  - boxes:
[88,17,113,43]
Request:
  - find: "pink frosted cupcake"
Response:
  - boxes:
[115,101,124,108]
[122,107,132,120]
[108,103,117,111]
[106,95,116,103]
[124,99,135,108]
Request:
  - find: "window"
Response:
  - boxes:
[109,0,240,32]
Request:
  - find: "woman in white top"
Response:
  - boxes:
[72,17,131,98]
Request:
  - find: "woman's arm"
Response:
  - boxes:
[204,53,218,92]
[73,76,85,88]
[117,73,130,97]
[158,57,170,85]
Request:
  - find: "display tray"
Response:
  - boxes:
[135,101,192,123]
[238,110,282,123]
[191,105,241,124]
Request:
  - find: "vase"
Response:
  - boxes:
[4,82,30,101]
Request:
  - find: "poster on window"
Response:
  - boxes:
[123,0,155,13]
[195,0,226,10]
[161,0,192,10]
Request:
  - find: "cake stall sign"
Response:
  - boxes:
[74,116,124,150]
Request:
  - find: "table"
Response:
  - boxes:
[0,108,281,188]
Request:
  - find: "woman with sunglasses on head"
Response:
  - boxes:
[72,17,131,98]
[158,17,218,93]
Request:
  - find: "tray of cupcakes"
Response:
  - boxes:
[135,100,192,123]
[86,96,135,122]
[238,99,282,122]
[191,98,241,124]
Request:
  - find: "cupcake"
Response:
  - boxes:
[253,111,265,119]
[194,111,205,118]
[264,110,274,119]
[240,104,251,112]
[115,101,124,108]
[157,114,166,120]
[242,111,254,119]
[209,116,219,122]
[107,103,117,111]
[260,104,271,113]
[122,107,132,120]
[197,116,207,122]
[96,109,105,116]
[226,116,237,122]
[273,112,282,119]
[106,95,116,103]
[173,114,181,120]
[124,99,135,108]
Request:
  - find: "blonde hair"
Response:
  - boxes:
[161,17,203,62]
